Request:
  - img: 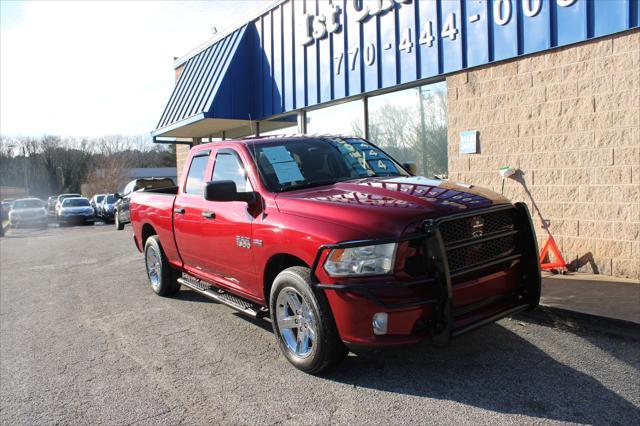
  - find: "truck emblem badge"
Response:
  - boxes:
[236,236,251,249]
[471,216,484,238]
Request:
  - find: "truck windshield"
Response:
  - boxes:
[250,137,408,192]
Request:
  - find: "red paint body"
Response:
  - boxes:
[131,139,539,348]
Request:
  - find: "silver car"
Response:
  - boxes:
[57,197,95,226]
[8,198,48,228]
[54,193,81,216]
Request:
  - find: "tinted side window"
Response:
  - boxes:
[212,151,253,192]
[185,155,209,195]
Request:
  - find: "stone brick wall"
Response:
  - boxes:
[446,30,639,279]
[175,144,190,181]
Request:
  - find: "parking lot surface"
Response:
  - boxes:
[1,225,639,425]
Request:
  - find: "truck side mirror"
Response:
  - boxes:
[114,193,121,200]
[402,162,417,175]
[204,181,255,203]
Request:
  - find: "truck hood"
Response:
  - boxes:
[274,176,510,237]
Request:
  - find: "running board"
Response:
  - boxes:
[177,275,266,318]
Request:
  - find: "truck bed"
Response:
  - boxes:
[130,188,181,268]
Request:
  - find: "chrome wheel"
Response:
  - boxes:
[275,287,316,359]
[146,246,161,291]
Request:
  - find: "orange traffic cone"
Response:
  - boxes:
[539,235,567,272]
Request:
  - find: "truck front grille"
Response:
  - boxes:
[440,209,514,244]
[439,207,519,276]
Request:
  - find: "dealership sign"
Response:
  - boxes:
[243,0,639,119]
[157,0,639,133]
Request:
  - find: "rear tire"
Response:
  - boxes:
[144,236,179,297]
[115,210,124,230]
[270,266,347,374]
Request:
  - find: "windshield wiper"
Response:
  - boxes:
[372,172,402,177]
[280,180,338,192]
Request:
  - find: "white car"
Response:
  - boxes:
[57,197,95,226]
[8,198,48,228]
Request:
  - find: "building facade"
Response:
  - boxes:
[153,0,639,278]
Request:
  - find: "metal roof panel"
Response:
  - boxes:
[155,25,248,132]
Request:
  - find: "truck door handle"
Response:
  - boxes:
[201,211,215,219]
[174,207,185,214]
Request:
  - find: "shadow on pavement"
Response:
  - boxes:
[324,324,639,423]
[518,310,640,366]
[174,289,274,333]
[173,288,638,422]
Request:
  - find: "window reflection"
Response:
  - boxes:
[261,113,300,136]
[306,100,364,137]
[368,82,448,178]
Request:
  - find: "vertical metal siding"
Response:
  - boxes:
[282,1,295,111]
[154,0,639,135]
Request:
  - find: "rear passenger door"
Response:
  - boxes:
[173,150,211,273]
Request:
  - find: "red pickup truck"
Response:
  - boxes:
[130,136,540,374]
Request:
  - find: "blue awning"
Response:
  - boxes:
[152,25,252,138]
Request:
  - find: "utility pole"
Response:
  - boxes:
[22,145,29,196]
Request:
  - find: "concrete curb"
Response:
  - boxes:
[516,305,640,341]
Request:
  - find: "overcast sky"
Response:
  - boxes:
[0,0,273,138]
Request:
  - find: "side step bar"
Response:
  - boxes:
[177,275,267,318]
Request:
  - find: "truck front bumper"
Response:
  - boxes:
[310,203,541,349]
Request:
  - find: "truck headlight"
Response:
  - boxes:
[323,243,397,277]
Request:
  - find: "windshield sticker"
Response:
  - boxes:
[272,161,304,184]
[368,158,393,174]
[262,146,295,164]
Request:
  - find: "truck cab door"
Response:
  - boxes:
[199,148,259,299]
[173,151,211,273]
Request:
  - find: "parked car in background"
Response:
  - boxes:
[57,197,95,226]
[54,193,81,216]
[99,193,117,222]
[47,196,58,215]
[114,177,174,230]
[1,199,16,220]
[8,198,48,228]
[90,194,106,215]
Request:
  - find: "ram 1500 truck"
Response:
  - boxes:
[130,136,540,374]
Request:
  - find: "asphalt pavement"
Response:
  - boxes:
[1,225,639,425]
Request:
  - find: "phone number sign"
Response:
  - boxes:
[251,0,638,116]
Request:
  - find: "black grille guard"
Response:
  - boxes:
[309,202,542,342]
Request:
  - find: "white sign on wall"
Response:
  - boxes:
[460,130,478,154]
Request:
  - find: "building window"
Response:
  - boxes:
[261,113,300,136]
[305,99,365,137]
[367,82,448,178]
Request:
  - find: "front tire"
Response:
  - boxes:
[115,210,124,230]
[144,236,179,296]
[270,266,347,374]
